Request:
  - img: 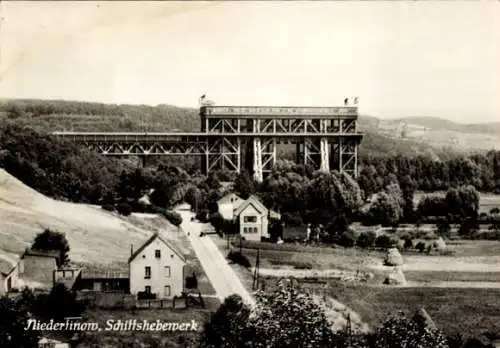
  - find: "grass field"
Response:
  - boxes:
[79,300,220,348]
[404,271,500,283]
[220,237,384,271]
[325,282,500,339]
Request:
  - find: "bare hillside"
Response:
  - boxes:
[0,169,184,266]
[365,116,500,151]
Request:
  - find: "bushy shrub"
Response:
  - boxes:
[163,210,183,226]
[416,241,426,253]
[336,230,355,247]
[293,262,313,270]
[227,251,251,268]
[101,204,115,212]
[356,231,376,248]
[209,212,224,232]
[374,313,449,348]
[471,230,500,241]
[116,202,132,216]
[375,235,393,249]
[196,209,210,222]
[137,291,156,300]
[403,237,413,249]
[415,229,437,240]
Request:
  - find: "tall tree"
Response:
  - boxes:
[31,229,70,267]
[233,171,256,199]
[199,295,250,348]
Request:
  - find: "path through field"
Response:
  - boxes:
[177,207,255,306]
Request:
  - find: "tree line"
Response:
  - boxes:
[359,152,500,196]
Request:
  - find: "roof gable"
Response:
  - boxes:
[217,193,243,206]
[128,233,186,264]
[234,195,267,216]
[0,259,16,276]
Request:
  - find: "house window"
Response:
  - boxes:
[40,343,56,348]
[164,266,171,277]
[145,286,151,294]
[144,266,151,279]
[243,227,248,233]
[244,216,257,223]
[164,285,171,297]
[155,250,161,258]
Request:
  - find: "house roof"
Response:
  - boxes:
[234,195,268,216]
[269,210,281,219]
[80,268,128,279]
[0,259,16,276]
[128,233,186,264]
[23,249,60,259]
[217,193,243,206]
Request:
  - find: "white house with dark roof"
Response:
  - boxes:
[235,195,270,241]
[217,193,245,220]
[217,193,275,242]
[128,233,186,299]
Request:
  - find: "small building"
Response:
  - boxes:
[0,258,19,295]
[19,249,59,290]
[74,268,128,292]
[235,195,270,242]
[217,193,245,220]
[129,233,186,299]
[38,335,71,348]
[217,193,277,242]
[52,267,82,290]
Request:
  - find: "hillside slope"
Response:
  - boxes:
[367,116,500,152]
[0,168,186,266]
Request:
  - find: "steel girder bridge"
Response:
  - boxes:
[52,105,364,182]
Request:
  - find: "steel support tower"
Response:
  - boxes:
[199,106,362,181]
[52,105,363,182]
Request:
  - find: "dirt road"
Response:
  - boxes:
[177,208,255,306]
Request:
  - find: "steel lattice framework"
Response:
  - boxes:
[52,105,363,182]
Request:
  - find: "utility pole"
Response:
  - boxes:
[347,313,352,347]
[252,248,260,290]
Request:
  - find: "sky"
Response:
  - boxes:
[0,1,499,123]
